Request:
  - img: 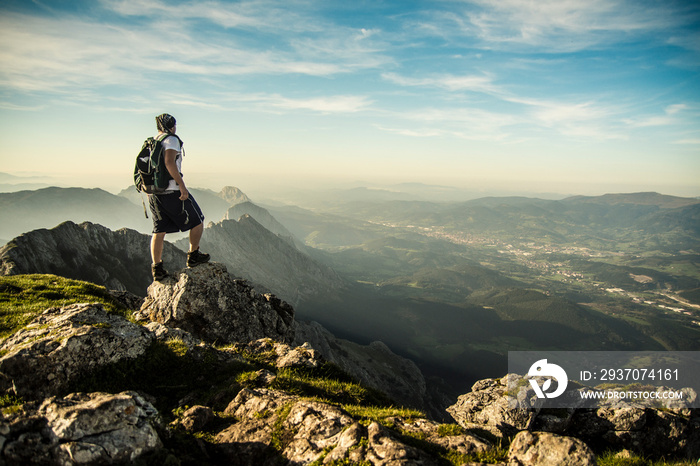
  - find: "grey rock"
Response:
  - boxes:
[0,303,153,400]
[139,262,295,345]
[237,338,323,370]
[223,388,296,420]
[389,416,491,456]
[448,374,700,459]
[1,391,161,465]
[216,387,440,465]
[447,375,535,437]
[364,421,438,465]
[569,403,700,458]
[507,431,596,466]
[145,321,202,349]
[171,405,215,432]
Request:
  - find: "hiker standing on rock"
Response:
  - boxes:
[149,113,210,280]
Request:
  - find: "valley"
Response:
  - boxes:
[387,220,699,325]
[270,192,700,394]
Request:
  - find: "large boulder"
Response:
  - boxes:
[507,431,596,466]
[215,388,441,465]
[0,303,153,400]
[0,391,161,465]
[566,402,700,458]
[446,375,535,437]
[138,262,295,345]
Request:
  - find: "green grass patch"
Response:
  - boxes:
[0,392,24,416]
[437,423,466,437]
[597,450,698,466]
[272,364,394,407]
[343,405,425,427]
[270,403,294,451]
[441,443,509,465]
[0,274,130,339]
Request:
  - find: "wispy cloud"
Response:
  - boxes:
[258,94,373,113]
[0,2,386,97]
[174,91,374,115]
[424,0,696,52]
[623,104,690,128]
[373,105,521,143]
[0,102,46,111]
[103,0,311,31]
[673,138,700,145]
[382,72,499,94]
[382,70,628,141]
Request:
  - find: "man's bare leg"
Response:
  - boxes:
[151,232,166,264]
[188,223,203,252]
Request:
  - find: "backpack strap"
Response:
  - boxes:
[158,133,184,157]
[158,132,183,145]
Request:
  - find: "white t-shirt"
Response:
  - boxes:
[159,133,182,192]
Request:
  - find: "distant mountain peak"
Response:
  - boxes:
[218,186,250,205]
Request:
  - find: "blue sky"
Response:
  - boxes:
[0,0,699,197]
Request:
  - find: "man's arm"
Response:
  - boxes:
[164,149,189,201]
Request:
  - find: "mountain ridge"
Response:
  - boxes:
[184,213,345,306]
[0,221,184,296]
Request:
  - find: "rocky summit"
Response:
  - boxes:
[137,262,296,345]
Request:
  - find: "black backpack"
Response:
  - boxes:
[133,133,173,194]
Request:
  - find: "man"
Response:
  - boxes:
[149,113,210,280]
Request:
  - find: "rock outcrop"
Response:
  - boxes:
[506,431,596,466]
[447,373,700,460]
[215,387,490,465]
[138,262,296,345]
[0,281,501,465]
[446,375,535,437]
[1,391,161,465]
[0,303,153,399]
[0,221,185,295]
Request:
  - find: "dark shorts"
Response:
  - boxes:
[149,192,205,234]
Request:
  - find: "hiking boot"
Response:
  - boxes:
[152,262,168,281]
[187,248,210,267]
